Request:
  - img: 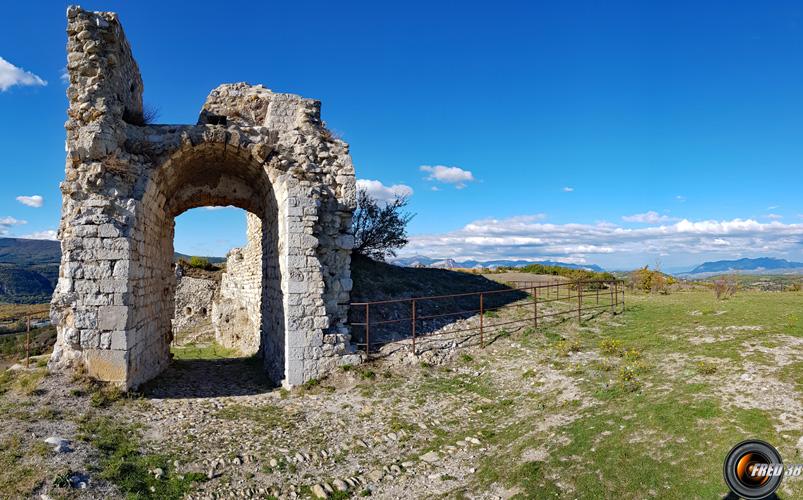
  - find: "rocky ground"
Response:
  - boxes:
[3,288,803,499]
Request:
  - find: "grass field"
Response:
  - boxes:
[467,289,803,497]
[1,289,802,498]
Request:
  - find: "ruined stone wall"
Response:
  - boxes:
[51,7,360,389]
[172,273,217,339]
[214,213,263,355]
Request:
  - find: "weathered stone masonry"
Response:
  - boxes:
[214,214,264,355]
[50,7,360,389]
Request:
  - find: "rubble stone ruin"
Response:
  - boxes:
[50,6,360,389]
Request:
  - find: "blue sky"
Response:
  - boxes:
[2,1,803,270]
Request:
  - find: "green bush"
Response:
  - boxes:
[599,338,623,356]
[556,339,582,356]
[188,256,210,269]
[630,266,676,293]
[695,360,718,375]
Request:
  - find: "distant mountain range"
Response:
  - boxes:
[682,257,803,276]
[390,255,605,272]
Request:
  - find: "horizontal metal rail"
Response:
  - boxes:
[349,278,624,355]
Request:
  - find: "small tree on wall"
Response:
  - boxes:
[352,189,414,261]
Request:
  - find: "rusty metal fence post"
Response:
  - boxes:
[577,282,582,323]
[532,286,538,328]
[365,303,370,357]
[25,315,31,369]
[610,282,615,313]
[479,292,484,348]
[411,299,417,355]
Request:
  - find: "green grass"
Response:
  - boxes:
[170,342,239,360]
[215,403,293,430]
[77,415,205,499]
[0,434,47,497]
[469,289,803,498]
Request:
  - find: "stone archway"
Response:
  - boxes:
[50,7,361,389]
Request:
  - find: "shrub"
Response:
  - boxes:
[712,275,738,300]
[556,339,582,356]
[352,189,415,261]
[599,338,623,356]
[122,104,159,126]
[630,266,675,294]
[622,349,641,361]
[696,360,717,375]
[188,256,211,269]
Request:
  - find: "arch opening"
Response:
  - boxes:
[128,142,286,388]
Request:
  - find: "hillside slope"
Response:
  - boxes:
[350,254,525,347]
[0,266,54,304]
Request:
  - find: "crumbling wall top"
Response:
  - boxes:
[66,6,143,125]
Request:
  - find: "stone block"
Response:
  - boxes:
[98,305,129,331]
[83,349,127,384]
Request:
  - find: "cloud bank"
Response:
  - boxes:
[0,57,46,91]
[0,216,27,236]
[400,215,803,266]
[622,211,676,224]
[20,230,57,240]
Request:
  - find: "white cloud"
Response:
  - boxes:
[0,216,27,236]
[20,230,57,240]
[420,165,475,189]
[0,57,46,91]
[622,211,677,224]
[0,216,26,225]
[203,206,230,211]
[563,187,574,192]
[16,195,43,208]
[675,195,686,202]
[356,179,413,203]
[398,215,803,265]
[60,67,69,84]
[766,213,783,220]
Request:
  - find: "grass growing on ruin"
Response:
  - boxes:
[171,342,240,360]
